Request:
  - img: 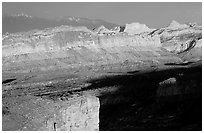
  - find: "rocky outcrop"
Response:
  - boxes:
[178,39,202,62]
[157,77,179,97]
[94,25,112,35]
[110,26,120,33]
[2,19,202,131]
[167,20,189,30]
[2,21,202,73]
[93,25,121,35]
[124,22,153,35]
[43,95,99,131]
[2,25,160,56]
[3,94,99,131]
[148,21,202,60]
[2,25,164,73]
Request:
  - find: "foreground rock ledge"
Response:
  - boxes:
[3,94,100,131]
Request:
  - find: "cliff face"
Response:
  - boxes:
[2,25,162,73]
[2,21,202,73]
[2,26,161,56]
[124,22,154,35]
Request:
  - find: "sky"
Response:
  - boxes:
[2,2,202,28]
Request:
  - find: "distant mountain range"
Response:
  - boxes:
[2,14,119,34]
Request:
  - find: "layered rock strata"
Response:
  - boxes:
[3,25,162,73]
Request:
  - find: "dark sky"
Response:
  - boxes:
[2,2,202,28]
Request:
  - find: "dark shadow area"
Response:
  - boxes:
[82,65,202,131]
[126,70,140,74]
[2,78,16,84]
[83,65,201,91]
[119,26,125,32]
[165,62,194,66]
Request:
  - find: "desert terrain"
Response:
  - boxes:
[2,19,202,131]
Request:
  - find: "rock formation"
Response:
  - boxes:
[124,22,153,35]
[2,94,99,131]
[3,20,202,74]
[2,25,164,73]
[167,20,189,30]
[148,20,202,60]
[94,25,111,35]
[2,20,202,131]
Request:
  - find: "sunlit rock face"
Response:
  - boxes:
[94,25,113,35]
[2,94,99,131]
[148,21,202,62]
[160,25,202,60]
[43,95,100,131]
[2,25,162,73]
[167,20,189,30]
[2,20,202,73]
[124,22,154,35]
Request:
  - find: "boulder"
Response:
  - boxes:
[157,77,179,97]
